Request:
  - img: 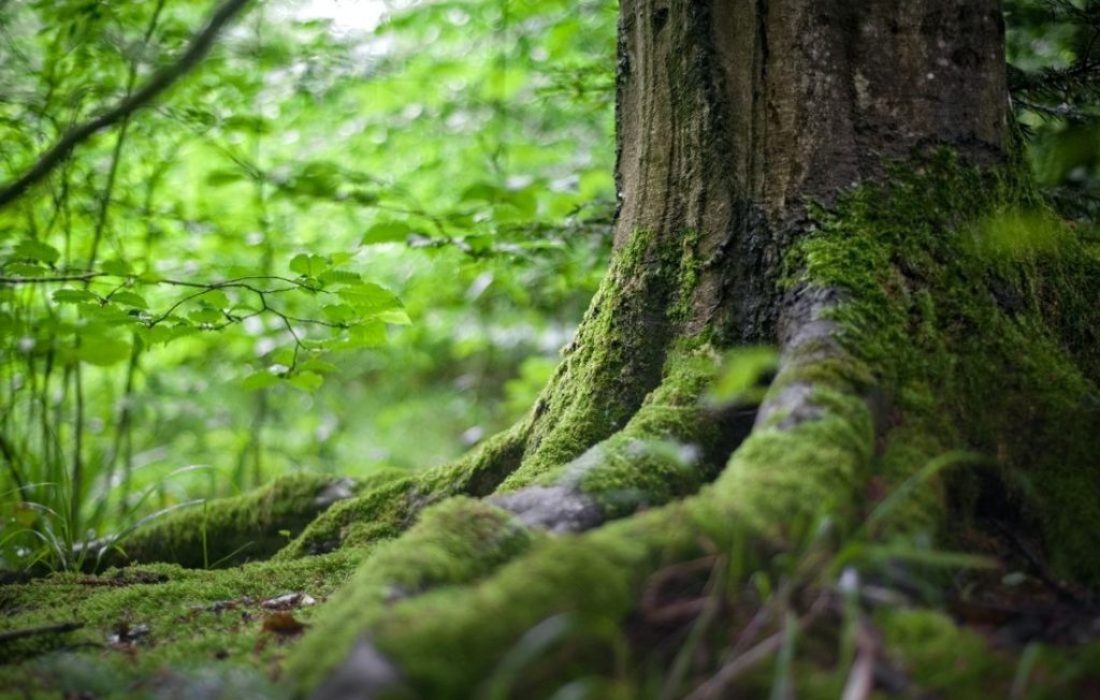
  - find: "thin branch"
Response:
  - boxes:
[0,273,102,284]
[0,0,254,209]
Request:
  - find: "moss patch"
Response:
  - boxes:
[792,151,1100,582]
[510,344,735,519]
[287,497,539,692]
[0,549,365,697]
[503,228,686,486]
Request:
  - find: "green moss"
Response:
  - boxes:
[877,609,1009,697]
[503,228,685,486]
[511,345,727,518]
[287,497,539,692]
[792,151,1100,582]
[91,474,359,571]
[0,549,365,697]
[704,388,874,536]
[672,228,702,322]
[275,421,530,559]
[348,508,688,698]
[869,426,949,537]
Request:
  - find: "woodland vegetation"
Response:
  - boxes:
[1,0,1099,698]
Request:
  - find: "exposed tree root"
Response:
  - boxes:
[287,284,877,697]
[83,473,358,571]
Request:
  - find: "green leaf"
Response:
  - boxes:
[319,269,362,286]
[110,291,148,309]
[13,239,60,265]
[460,181,505,203]
[222,114,271,134]
[53,289,98,304]
[298,358,338,374]
[349,190,380,206]
[76,336,131,366]
[322,304,357,323]
[101,259,132,276]
[363,221,411,245]
[188,308,222,324]
[242,371,280,390]
[336,282,403,317]
[290,253,327,277]
[78,303,138,326]
[206,169,247,186]
[345,321,386,348]
[202,289,231,309]
[288,371,323,392]
[710,347,779,403]
[378,308,412,325]
[290,161,341,198]
[142,323,197,346]
[270,347,296,366]
[4,262,46,277]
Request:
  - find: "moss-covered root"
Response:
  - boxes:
[290,326,876,697]
[286,498,540,695]
[86,474,360,571]
[493,345,755,531]
[505,227,688,483]
[275,422,530,559]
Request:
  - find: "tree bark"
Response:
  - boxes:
[614,0,1008,339]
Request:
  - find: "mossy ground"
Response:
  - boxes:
[2,153,1099,698]
[0,550,364,698]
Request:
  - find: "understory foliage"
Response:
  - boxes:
[0,0,615,569]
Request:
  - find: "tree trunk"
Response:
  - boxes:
[3,1,1099,697]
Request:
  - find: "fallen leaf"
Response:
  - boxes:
[262,611,306,636]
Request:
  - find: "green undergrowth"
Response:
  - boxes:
[0,548,365,698]
[793,150,1100,582]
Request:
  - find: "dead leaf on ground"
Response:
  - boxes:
[262,611,307,636]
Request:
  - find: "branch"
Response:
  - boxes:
[0,273,101,284]
[0,0,254,209]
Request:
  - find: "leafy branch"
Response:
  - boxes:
[0,0,255,209]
